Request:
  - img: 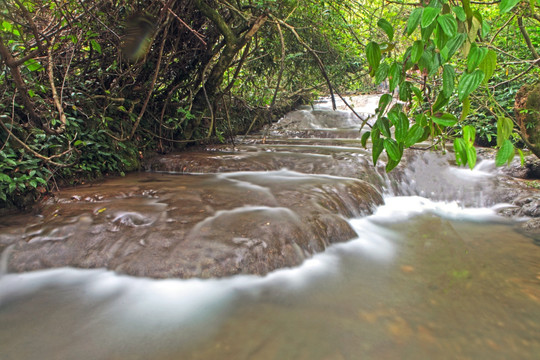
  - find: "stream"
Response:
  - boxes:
[1,95,539,359]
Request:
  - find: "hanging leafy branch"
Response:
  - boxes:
[363,0,535,171]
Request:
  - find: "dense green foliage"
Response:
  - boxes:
[365,0,540,171]
[1,0,539,207]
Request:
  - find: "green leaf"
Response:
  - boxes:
[496,116,514,147]
[432,92,449,113]
[377,94,393,116]
[454,138,467,166]
[467,45,488,72]
[463,125,476,145]
[29,179,37,188]
[442,65,455,98]
[90,39,102,54]
[461,96,471,121]
[452,6,467,22]
[411,40,424,63]
[495,140,515,166]
[24,59,44,72]
[384,138,402,162]
[499,0,521,13]
[437,14,458,37]
[466,146,477,169]
[407,7,424,36]
[374,62,389,85]
[8,182,16,193]
[422,7,441,28]
[399,81,412,102]
[386,158,400,172]
[478,50,497,84]
[372,129,384,165]
[405,124,424,147]
[481,20,491,38]
[388,62,402,92]
[376,117,392,138]
[366,42,381,75]
[432,113,458,127]
[440,33,466,61]
[361,131,371,148]
[391,112,409,143]
[457,70,484,101]
[377,18,394,41]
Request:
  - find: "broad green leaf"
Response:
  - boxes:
[388,62,402,92]
[421,21,437,42]
[442,65,455,98]
[411,40,424,63]
[463,125,476,145]
[366,42,381,75]
[495,140,515,166]
[29,179,37,188]
[432,92,449,113]
[386,158,400,172]
[496,116,514,147]
[437,14,458,37]
[374,62,389,84]
[399,81,412,102]
[361,131,370,148]
[405,124,424,147]
[377,18,394,41]
[377,93,393,116]
[372,129,384,165]
[454,138,467,166]
[407,7,423,35]
[461,96,471,121]
[440,33,466,61]
[391,112,409,143]
[422,7,441,28]
[452,6,467,22]
[376,117,392,137]
[432,113,458,127]
[384,138,402,162]
[457,70,484,101]
[499,0,521,13]
[478,50,497,84]
[467,44,488,72]
[466,146,477,169]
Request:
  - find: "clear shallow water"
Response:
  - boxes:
[1,197,539,360]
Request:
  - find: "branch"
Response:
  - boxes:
[518,16,539,59]
[271,22,285,108]
[47,37,67,129]
[0,118,76,167]
[276,18,337,110]
[193,0,237,45]
[492,58,540,89]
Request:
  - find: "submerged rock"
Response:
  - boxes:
[2,171,382,278]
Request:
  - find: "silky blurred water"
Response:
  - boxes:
[1,197,539,360]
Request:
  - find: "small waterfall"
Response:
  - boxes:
[0,244,14,278]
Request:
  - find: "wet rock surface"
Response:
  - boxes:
[2,172,382,278]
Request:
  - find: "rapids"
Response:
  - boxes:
[1,94,539,359]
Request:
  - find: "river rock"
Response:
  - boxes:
[3,171,382,278]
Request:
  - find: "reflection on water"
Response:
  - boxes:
[1,197,539,360]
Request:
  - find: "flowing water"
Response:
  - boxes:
[1,95,539,359]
